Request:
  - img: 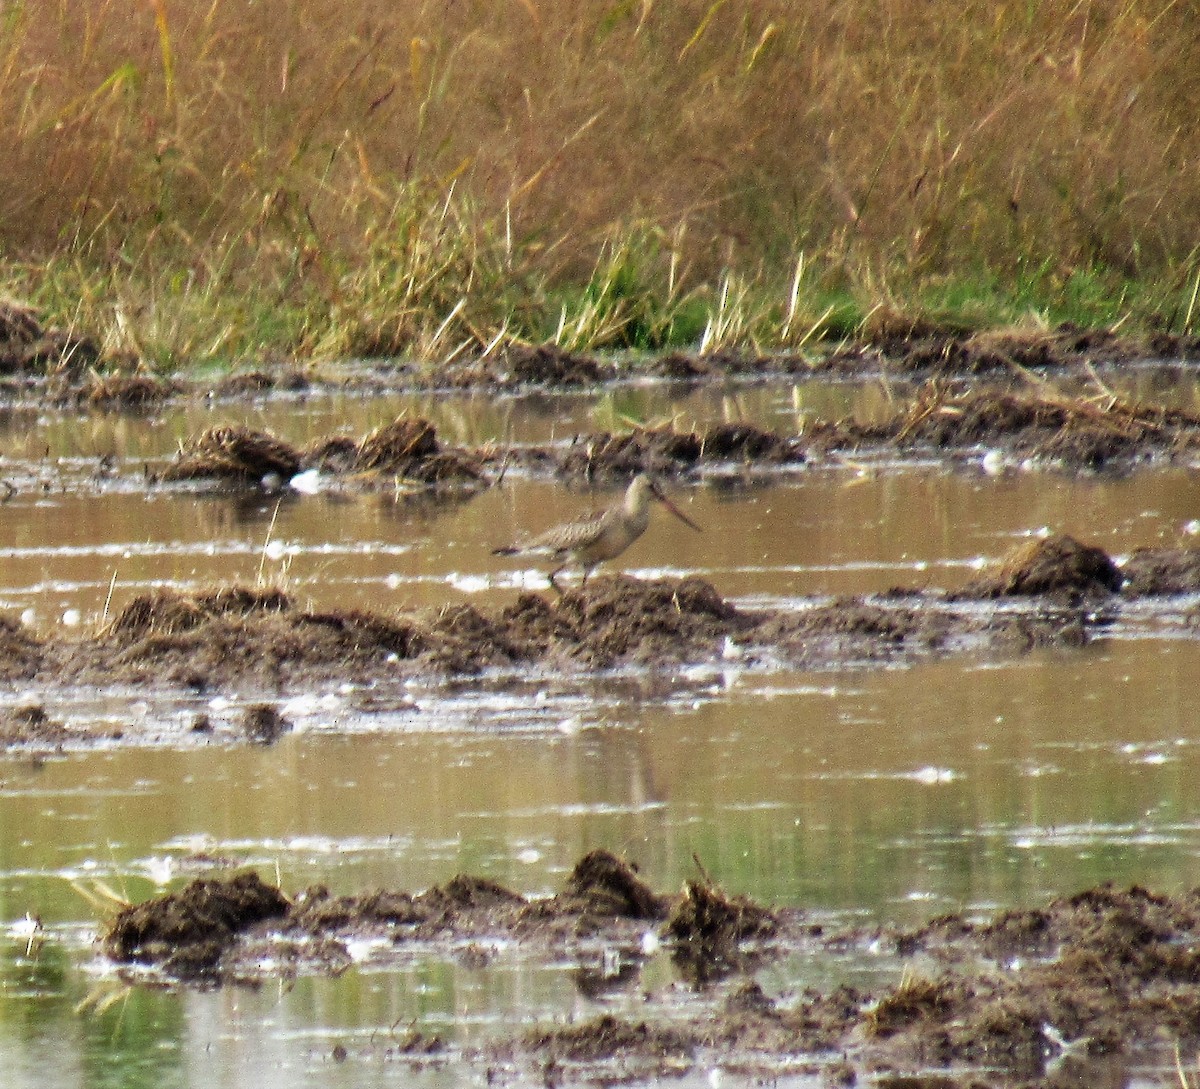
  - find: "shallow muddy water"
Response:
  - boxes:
[3,376,1200,1086]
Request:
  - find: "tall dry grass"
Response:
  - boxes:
[1,0,1198,359]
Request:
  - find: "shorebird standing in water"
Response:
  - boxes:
[493,473,702,592]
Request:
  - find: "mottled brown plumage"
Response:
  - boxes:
[493,474,701,592]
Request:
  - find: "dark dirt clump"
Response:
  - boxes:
[101,586,292,643]
[0,299,104,379]
[354,415,440,467]
[279,861,672,949]
[213,368,311,396]
[865,976,955,1039]
[422,874,528,914]
[81,371,178,411]
[159,416,487,490]
[285,886,430,934]
[833,323,1200,381]
[158,425,303,484]
[548,422,803,479]
[498,343,612,386]
[1120,546,1200,595]
[548,576,754,667]
[0,615,44,681]
[541,849,668,920]
[805,382,1200,471]
[510,1013,695,1065]
[80,587,426,688]
[417,343,615,389]
[239,703,292,744]
[957,534,1125,601]
[665,875,781,983]
[0,702,105,748]
[908,385,1200,468]
[103,871,291,979]
[752,597,962,664]
[7,318,1200,412]
[349,415,486,486]
[141,381,1200,496]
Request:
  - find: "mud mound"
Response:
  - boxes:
[103,871,290,978]
[96,603,424,687]
[38,550,1200,707]
[959,535,1124,599]
[907,882,1200,968]
[90,858,1200,1084]
[0,703,78,747]
[862,882,1200,1071]
[352,416,485,485]
[214,369,310,396]
[355,416,438,467]
[752,598,960,663]
[416,602,524,673]
[865,976,955,1038]
[959,329,1070,372]
[0,299,42,346]
[0,299,103,376]
[83,372,175,410]
[239,703,292,744]
[500,344,610,386]
[793,379,1200,471]
[556,426,703,477]
[285,876,530,943]
[551,850,668,919]
[422,874,527,913]
[552,423,802,478]
[513,1013,694,1064]
[553,576,752,666]
[700,422,799,461]
[102,587,292,643]
[0,615,44,680]
[665,876,780,982]
[301,435,361,473]
[285,886,444,937]
[298,608,426,658]
[400,577,751,674]
[648,351,715,378]
[159,417,486,489]
[863,323,1200,379]
[884,385,1200,469]
[790,600,931,640]
[159,425,302,483]
[1120,547,1200,595]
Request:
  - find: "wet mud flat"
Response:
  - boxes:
[97,849,1200,1087]
[3,535,1200,749]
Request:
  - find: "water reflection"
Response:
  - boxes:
[1,372,1200,1085]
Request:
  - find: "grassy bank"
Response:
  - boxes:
[2,0,1199,367]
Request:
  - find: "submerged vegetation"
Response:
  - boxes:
[2,1,1200,367]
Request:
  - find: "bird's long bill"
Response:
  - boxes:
[656,490,702,532]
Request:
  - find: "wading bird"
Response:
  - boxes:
[493,473,702,592]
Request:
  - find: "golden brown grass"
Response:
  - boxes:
[2,0,1199,362]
